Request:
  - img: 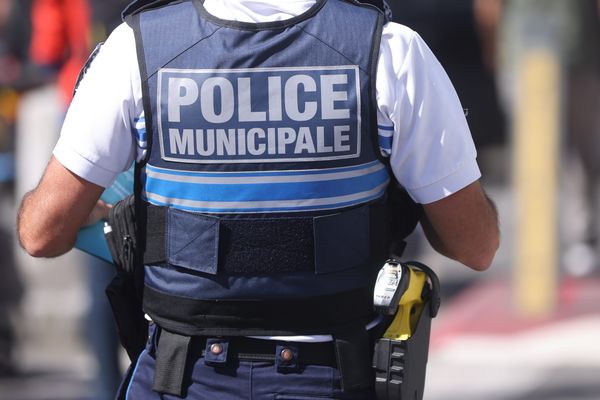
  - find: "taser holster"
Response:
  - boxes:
[372,261,441,400]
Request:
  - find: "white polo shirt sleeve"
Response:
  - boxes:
[52,23,142,188]
[376,23,481,204]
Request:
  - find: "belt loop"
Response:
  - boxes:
[204,338,229,365]
[152,328,191,397]
[276,343,299,372]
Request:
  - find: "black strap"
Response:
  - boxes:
[153,329,191,397]
[144,205,314,273]
[333,324,373,391]
[144,285,374,337]
[122,0,183,20]
[105,272,148,362]
[195,336,337,367]
[143,203,390,274]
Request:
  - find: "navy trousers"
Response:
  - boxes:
[122,325,376,399]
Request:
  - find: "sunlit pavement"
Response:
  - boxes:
[426,278,600,400]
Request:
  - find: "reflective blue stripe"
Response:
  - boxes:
[145,174,386,201]
[142,185,387,213]
[145,160,382,178]
[144,162,388,205]
[377,124,394,131]
[134,116,147,143]
[378,134,392,151]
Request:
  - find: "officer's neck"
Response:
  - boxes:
[203,0,318,23]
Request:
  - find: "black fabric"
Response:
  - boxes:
[143,285,374,337]
[388,184,423,257]
[152,329,191,397]
[105,272,148,362]
[219,216,314,274]
[73,43,104,98]
[122,0,182,20]
[106,194,137,272]
[125,12,154,165]
[104,194,148,363]
[142,204,165,265]
[188,335,337,367]
[333,325,373,391]
[368,10,386,164]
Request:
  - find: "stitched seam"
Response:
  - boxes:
[146,26,223,81]
[294,25,369,74]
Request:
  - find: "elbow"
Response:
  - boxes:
[18,229,74,258]
[462,252,495,272]
[19,234,51,258]
[461,232,500,272]
[19,234,49,258]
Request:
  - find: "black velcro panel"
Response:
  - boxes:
[219,217,314,274]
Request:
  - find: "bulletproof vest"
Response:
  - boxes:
[127,0,395,337]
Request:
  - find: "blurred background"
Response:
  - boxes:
[1,0,599,399]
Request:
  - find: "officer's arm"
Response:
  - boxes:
[420,180,499,271]
[18,156,107,258]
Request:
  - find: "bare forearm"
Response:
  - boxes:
[17,157,105,258]
[422,183,499,271]
[18,189,78,257]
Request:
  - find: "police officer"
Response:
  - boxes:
[17,0,500,398]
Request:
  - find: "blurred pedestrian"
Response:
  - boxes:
[388,0,507,172]
[0,0,26,378]
[564,0,600,274]
[477,0,600,275]
[12,1,122,398]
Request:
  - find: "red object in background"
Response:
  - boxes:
[29,0,91,105]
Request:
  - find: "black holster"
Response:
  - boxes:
[372,300,433,400]
[371,262,440,400]
[104,194,148,363]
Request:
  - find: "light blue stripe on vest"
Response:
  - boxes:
[142,161,390,213]
[378,125,393,155]
[134,115,147,148]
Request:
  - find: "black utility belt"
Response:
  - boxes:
[158,329,337,367]
[151,321,372,397]
[143,202,390,275]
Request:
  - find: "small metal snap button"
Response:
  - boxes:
[210,343,223,355]
[280,348,294,362]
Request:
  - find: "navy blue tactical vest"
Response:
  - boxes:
[128,0,392,337]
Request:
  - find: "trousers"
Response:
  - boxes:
[121,324,376,400]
